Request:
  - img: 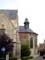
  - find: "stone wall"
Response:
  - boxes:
[0,10,21,60]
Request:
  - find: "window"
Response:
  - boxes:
[30,37,33,48]
[35,38,37,48]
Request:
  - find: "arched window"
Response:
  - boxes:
[30,37,33,48]
[35,38,37,48]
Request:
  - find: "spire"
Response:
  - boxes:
[24,18,29,29]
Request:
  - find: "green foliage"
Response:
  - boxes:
[21,57,28,60]
[21,56,33,60]
[0,52,6,58]
[0,33,13,58]
[0,33,13,52]
[28,56,33,59]
[9,57,17,60]
[21,44,31,57]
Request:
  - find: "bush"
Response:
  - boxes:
[21,44,31,60]
[21,44,31,57]
[28,56,33,59]
[21,57,28,60]
[21,56,33,60]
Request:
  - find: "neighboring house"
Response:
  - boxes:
[38,40,45,56]
[0,10,21,60]
[18,18,38,56]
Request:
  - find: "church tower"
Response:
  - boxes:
[24,18,29,29]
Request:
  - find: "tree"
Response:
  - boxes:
[21,44,31,60]
[0,33,13,58]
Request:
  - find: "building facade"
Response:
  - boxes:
[38,40,45,56]
[18,18,38,56]
[0,10,38,59]
[0,10,21,60]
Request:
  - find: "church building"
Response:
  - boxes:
[0,10,21,60]
[0,10,38,59]
[18,18,38,56]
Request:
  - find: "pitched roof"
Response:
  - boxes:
[18,26,38,35]
[0,10,18,19]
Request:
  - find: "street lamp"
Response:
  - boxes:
[1,47,6,58]
[1,47,9,60]
[1,47,6,52]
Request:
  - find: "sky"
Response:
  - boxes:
[0,0,45,44]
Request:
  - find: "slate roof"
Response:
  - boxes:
[18,26,38,35]
[0,10,18,19]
